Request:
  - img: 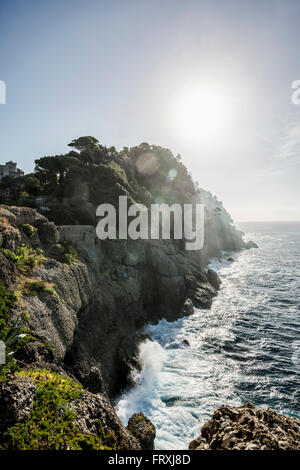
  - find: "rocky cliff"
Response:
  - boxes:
[189,403,300,450]
[0,198,247,450]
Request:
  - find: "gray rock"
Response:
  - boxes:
[0,377,36,433]
[189,403,300,450]
[0,252,18,289]
[206,269,221,290]
[182,298,194,316]
[0,224,21,251]
[127,412,156,450]
[69,391,141,450]
[245,240,259,249]
[0,207,16,225]
[1,205,47,226]
[38,222,60,245]
[191,287,212,309]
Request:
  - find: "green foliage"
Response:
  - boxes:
[27,136,197,228]
[20,279,64,303]
[59,240,78,265]
[0,282,17,341]
[21,310,29,322]
[21,279,48,296]
[24,175,42,197]
[128,414,144,431]
[0,284,22,383]
[68,136,99,152]
[42,203,82,225]
[3,324,51,355]
[2,369,114,450]
[0,361,19,384]
[0,244,45,275]
[20,224,37,238]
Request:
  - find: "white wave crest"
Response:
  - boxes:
[116,339,166,425]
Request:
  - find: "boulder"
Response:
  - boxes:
[189,403,300,450]
[0,252,18,289]
[245,240,259,249]
[1,205,48,227]
[38,222,60,245]
[182,298,194,316]
[0,225,21,251]
[0,207,16,225]
[0,377,36,434]
[127,412,156,450]
[206,269,221,290]
[191,287,212,309]
[69,391,141,450]
[14,340,55,365]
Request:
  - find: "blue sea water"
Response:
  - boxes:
[116,222,300,450]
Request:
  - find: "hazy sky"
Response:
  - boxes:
[0,0,300,221]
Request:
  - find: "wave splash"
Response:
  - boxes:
[116,340,166,425]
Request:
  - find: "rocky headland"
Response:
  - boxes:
[0,203,297,451]
[0,139,288,451]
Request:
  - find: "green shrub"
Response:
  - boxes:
[2,369,114,450]
[0,283,18,383]
[1,244,45,275]
[20,280,64,303]
[128,414,144,432]
[59,240,78,265]
[0,282,17,341]
[20,224,37,238]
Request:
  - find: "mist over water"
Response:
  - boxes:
[116,222,300,450]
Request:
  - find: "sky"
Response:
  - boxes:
[0,0,300,221]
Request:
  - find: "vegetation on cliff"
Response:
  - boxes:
[0,137,196,226]
[1,369,115,450]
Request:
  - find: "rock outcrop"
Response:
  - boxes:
[0,377,36,434]
[69,391,141,450]
[189,403,300,450]
[127,412,156,450]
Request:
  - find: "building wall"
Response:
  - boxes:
[0,161,24,180]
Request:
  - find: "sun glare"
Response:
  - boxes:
[174,86,233,145]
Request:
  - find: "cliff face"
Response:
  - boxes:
[1,190,244,396]
[0,196,247,449]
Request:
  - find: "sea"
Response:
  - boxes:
[116,222,300,450]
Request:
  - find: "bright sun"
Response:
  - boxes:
[174,86,233,145]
